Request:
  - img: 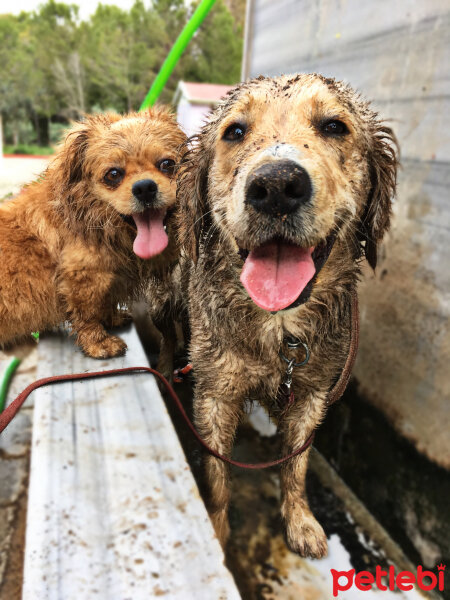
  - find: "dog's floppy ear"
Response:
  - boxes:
[360,123,399,269]
[52,120,90,199]
[176,137,211,263]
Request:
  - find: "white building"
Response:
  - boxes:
[174,81,233,137]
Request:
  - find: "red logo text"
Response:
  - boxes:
[331,564,445,597]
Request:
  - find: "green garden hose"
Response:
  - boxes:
[0,357,21,413]
[140,0,217,109]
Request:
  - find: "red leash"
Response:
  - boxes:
[0,294,358,469]
[0,366,314,469]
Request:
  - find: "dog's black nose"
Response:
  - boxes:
[245,160,312,216]
[132,179,158,207]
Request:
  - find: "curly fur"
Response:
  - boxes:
[0,108,186,358]
[176,73,398,557]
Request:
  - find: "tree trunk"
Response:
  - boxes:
[34,114,50,147]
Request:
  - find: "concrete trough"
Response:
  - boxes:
[21,325,240,600]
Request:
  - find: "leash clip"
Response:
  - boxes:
[283,358,295,392]
[275,338,310,412]
[280,338,310,367]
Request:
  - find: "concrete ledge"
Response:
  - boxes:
[22,325,240,600]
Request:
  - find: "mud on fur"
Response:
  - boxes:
[176,73,398,557]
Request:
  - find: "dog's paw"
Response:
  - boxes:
[83,334,128,359]
[285,509,328,558]
[210,508,231,549]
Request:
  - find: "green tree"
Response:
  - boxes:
[81,4,135,112]
[81,1,182,112]
[140,0,188,105]
[182,0,243,85]
[22,1,81,144]
[0,0,244,148]
[152,0,187,41]
[0,15,30,144]
[224,0,247,30]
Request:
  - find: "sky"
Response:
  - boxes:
[1,0,146,21]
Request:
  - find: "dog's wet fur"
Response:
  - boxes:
[0,108,185,358]
[176,73,398,557]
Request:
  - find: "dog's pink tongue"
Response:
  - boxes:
[240,241,315,311]
[132,209,168,259]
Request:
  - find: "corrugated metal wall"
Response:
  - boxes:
[243,0,450,467]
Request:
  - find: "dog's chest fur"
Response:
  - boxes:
[187,243,355,407]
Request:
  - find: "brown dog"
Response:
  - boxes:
[0,108,185,358]
[177,74,398,557]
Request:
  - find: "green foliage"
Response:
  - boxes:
[1,0,244,146]
[223,0,247,29]
[3,144,55,156]
[0,15,30,124]
[183,0,243,84]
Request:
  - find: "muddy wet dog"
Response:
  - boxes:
[177,73,398,557]
[0,108,185,358]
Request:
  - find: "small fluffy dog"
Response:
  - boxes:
[177,74,398,557]
[0,108,186,358]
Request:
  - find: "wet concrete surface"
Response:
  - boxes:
[316,382,450,597]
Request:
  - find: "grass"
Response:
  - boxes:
[3,144,55,156]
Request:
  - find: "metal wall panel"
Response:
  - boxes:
[244,0,450,466]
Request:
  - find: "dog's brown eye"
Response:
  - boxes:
[158,158,176,176]
[104,168,125,186]
[321,119,349,137]
[223,123,246,142]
